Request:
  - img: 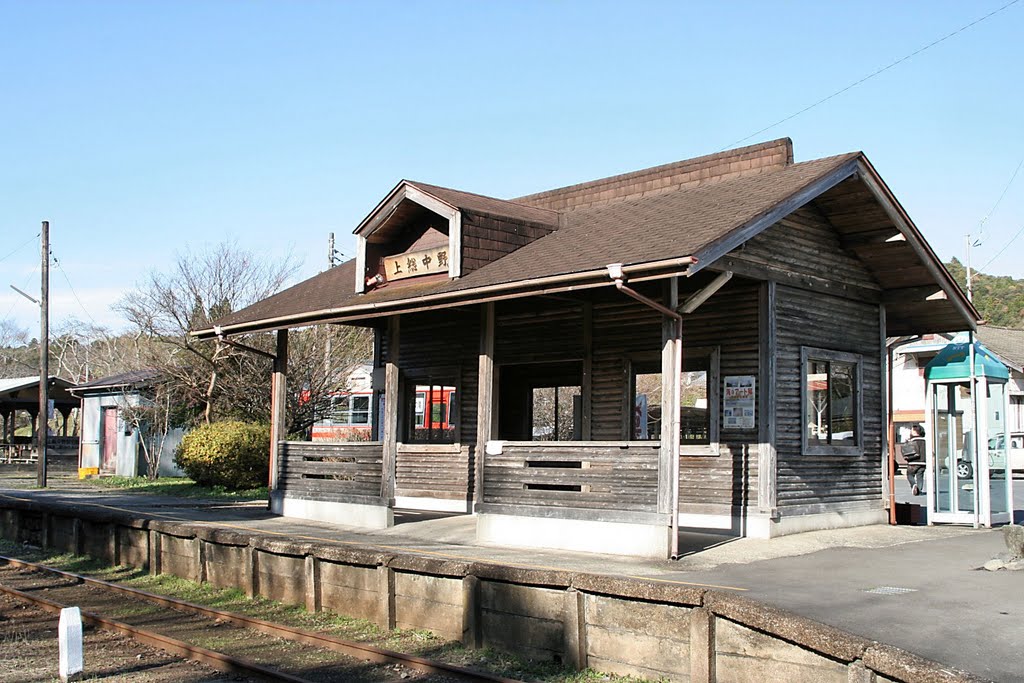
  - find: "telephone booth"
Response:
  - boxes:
[924,334,1013,526]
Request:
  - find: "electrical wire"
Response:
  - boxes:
[721,0,1021,150]
[52,252,99,326]
[0,233,40,265]
[980,224,1024,272]
[979,156,1024,232]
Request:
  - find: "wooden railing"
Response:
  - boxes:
[481,441,660,515]
[277,441,384,504]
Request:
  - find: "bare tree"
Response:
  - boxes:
[118,376,182,480]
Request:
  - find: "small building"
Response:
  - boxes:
[0,375,78,462]
[193,138,979,557]
[72,370,185,478]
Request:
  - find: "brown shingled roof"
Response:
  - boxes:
[199,150,862,337]
[406,181,559,227]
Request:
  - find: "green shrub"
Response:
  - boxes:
[174,421,270,490]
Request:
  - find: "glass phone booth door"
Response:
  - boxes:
[927,380,1014,526]
[928,382,975,523]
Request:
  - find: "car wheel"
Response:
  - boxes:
[956,460,973,479]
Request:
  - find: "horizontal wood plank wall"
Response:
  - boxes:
[277,442,384,504]
[589,282,762,518]
[461,212,558,275]
[774,286,883,511]
[482,442,660,513]
[736,205,881,293]
[494,300,584,365]
[397,309,480,502]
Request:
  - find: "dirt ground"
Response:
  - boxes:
[0,593,231,683]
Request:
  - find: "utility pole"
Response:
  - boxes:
[38,220,49,488]
[965,234,974,302]
[328,232,338,269]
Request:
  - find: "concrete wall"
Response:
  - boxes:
[0,499,981,683]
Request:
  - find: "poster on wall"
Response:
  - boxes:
[723,375,755,430]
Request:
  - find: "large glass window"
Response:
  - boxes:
[802,348,862,454]
[631,348,719,452]
[406,381,457,443]
[531,385,581,441]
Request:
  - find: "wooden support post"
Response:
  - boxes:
[658,280,681,520]
[381,316,400,504]
[148,529,161,576]
[269,330,288,492]
[243,545,257,598]
[581,302,593,440]
[195,538,206,583]
[880,304,893,519]
[474,303,495,510]
[757,281,778,515]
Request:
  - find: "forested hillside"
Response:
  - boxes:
[945,259,1024,328]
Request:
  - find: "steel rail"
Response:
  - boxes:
[0,581,314,682]
[0,554,523,683]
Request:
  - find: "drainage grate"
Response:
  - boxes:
[863,586,918,595]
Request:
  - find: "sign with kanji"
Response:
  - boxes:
[383,245,450,281]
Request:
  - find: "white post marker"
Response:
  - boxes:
[58,606,84,682]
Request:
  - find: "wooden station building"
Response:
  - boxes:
[193,139,978,558]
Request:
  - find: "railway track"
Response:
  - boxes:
[0,554,524,683]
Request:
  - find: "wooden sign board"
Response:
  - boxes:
[384,245,450,281]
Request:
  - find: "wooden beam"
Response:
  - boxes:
[855,159,977,329]
[581,302,593,440]
[474,303,495,510]
[381,316,400,505]
[882,285,948,306]
[757,281,777,515]
[841,228,905,247]
[679,271,732,314]
[268,330,288,492]
[714,254,882,303]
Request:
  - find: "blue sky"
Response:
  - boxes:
[2,1,1023,333]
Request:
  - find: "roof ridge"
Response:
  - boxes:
[513,138,795,211]
[406,180,561,217]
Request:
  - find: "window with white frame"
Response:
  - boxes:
[329,395,371,426]
[802,347,863,455]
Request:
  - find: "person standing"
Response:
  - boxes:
[904,424,927,496]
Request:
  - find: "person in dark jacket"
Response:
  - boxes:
[904,424,926,496]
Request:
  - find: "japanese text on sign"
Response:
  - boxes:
[384,245,450,281]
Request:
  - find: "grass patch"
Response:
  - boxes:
[0,539,656,683]
[78,476,267,501]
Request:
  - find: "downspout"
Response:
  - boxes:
[969,331,980,529]
[607,264,684,559]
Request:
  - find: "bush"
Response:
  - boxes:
[174,421,270,490]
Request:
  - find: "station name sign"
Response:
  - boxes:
[384,245,449,281]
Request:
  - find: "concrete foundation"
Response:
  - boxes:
[746,507,889,539]
[394,495,471,513]
[477,513,670,558]
[270,492,394,529]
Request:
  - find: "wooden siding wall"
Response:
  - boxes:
[590,282,762,517]
[490,282,760,518]
[461,213,558,275]
[396,310,480,501]
[774,286,882,512]
[277,441,383,504]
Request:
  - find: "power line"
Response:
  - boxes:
[980,224,1024,272]
[0,232,40,265]
[979,154,1024,233]
[722,0,1021,150]
[52,251,99,326]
